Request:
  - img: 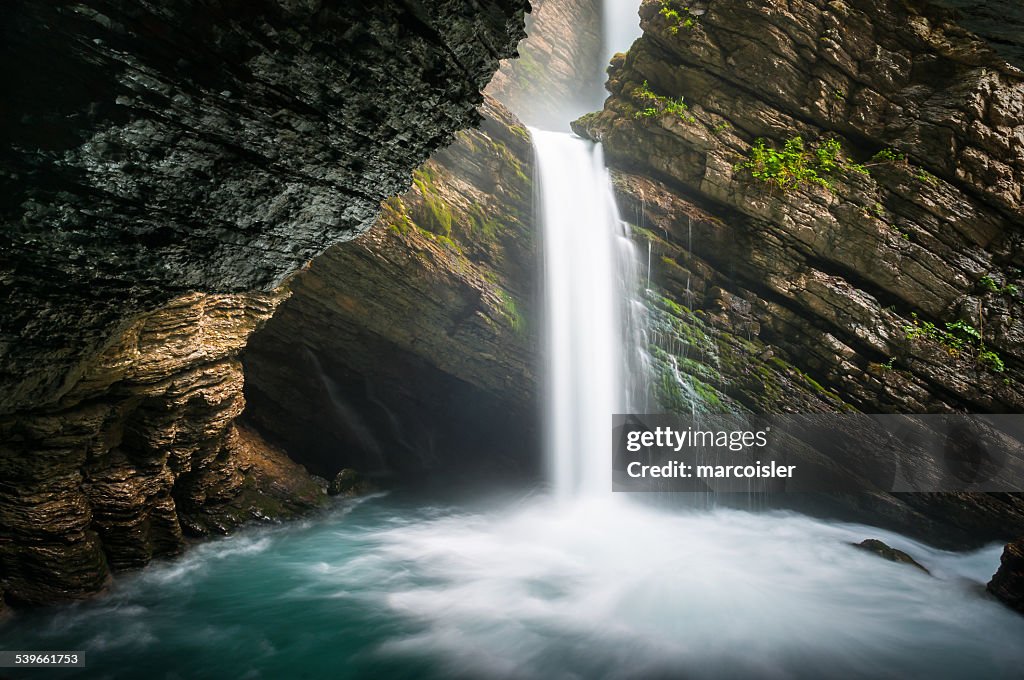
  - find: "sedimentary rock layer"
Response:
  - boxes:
[574,0,1024,545]
[0,0,528,605]
[989,538,1024,614]
[243,96,539,479]
[486,0,605,128]
[1,0,528,416]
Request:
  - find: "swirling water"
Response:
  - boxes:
[3,490,1022,680]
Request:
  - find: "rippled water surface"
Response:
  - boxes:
[4,491,1023,680]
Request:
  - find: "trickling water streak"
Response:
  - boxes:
[532,129,647,497]
[646,239,652,291]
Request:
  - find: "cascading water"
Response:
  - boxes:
[532,129,647,497]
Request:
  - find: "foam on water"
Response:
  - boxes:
[4,494,1021,679]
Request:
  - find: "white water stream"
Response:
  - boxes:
[533,129,647,496]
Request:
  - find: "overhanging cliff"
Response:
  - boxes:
[0,0,528,606]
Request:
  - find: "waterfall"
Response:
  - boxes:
[532,128,647,498]
[602,0,645,67]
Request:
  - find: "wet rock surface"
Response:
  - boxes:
[988,538,1024,614]
[853,538,930,573]
[1,0,528,416]
[0,292,327,604]
[486,0,605,128]
[0,1,528,605]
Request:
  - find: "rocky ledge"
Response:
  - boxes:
[988,538,1024,614]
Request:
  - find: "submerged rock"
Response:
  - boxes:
[852,539,930,574]
[988,539,1024,615]
[327,470,375,498]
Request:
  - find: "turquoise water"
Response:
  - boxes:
[4,490,1024,679]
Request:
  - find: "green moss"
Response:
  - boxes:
[509,124,531,143]
[497,289,526,336]
[382,196,414,235]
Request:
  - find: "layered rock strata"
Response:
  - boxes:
[0,0,528,605]
[573,0,1024,545]
[486,0,605,129]
[0,292,327,605]
[988,538,1024,614]
[243,96,539,480]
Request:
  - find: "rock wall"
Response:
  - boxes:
[573,0,1024,545]
[0,0,528,606]
[0,291,327,605]
[486,0,605,129]
[243,96,539,481]
[989,538,1024,614]
[2,0,527,416]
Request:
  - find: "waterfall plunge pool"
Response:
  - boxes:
[4,489,1023,680]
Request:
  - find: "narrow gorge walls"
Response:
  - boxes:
[0,0,528,605]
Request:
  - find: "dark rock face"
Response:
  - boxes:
[931,1,1024,69]
[0,292,327,605]
[988,538,1024,614]
[0,1,528,606]
[1,0,528,416]
[574,0,1024,545]
[243,96,539,480]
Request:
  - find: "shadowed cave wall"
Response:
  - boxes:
[0,0,529,606]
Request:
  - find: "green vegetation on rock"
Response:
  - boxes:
[497,289,526,336]
[632,80,695,123]
[735,136,838,191]
[659,0,697,33]
[978,275,1019,297]
[903,313,1004,373]
[413,167,454,238]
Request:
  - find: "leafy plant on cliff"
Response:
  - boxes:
[871,148,907,165]
[734,135,873,193]
[735,137,829,191]
[632,80,695,123]
[978,275,1019,297]
[979,350,1006,373]
[903,313,1005,373]
[659,0,696,34]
